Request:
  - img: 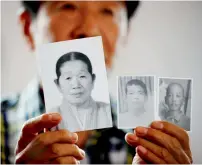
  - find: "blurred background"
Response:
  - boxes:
[1,1,202,163]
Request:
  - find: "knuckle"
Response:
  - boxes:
[50,144,60,155]
[161,148,170,159]
[171,137,181,148]
[35,134,47,146]
[59,129,69,137]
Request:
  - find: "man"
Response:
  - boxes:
[119,79,154,128]
[124,79,148,116]
[1,1,192,164]
[164,83,190,131]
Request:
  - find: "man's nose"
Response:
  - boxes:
[133,95,139,100]
[172,96,176,103]
[72,14,100,39]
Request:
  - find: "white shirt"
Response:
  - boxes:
[118,96,155,129]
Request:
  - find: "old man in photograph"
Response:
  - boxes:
[160,82,191,131]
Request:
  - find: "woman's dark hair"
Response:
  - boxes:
[125,79,148,96]
[56,51,93,79]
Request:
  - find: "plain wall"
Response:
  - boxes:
[1,1,202,163]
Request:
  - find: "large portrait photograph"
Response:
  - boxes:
[36,37,112,132]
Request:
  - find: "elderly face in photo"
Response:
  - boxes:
[165,83,185,111]
[55,52,95,106]
[52,51,112,132]
[125,79,148,115]
[164,82,190,131]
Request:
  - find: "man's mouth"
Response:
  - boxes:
[170,103,179,108]
[171,103,177,106]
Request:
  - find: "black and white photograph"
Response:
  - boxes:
[117,76,155,128]
[158,77,192,131]
[36,36,112,132]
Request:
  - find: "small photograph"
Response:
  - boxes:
[158,77,192,131]
[36,36,112,132]
[118,76,155,128]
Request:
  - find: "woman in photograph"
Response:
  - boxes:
[51,51,112,132]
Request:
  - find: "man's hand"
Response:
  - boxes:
[15,113,85,164]
[125,121,192,164]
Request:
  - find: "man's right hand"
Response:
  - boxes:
[15,113,85,164]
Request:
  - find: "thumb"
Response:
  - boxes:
[21,113,62,136]
[16,113,62,154]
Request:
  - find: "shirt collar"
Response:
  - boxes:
[166,110,183,122]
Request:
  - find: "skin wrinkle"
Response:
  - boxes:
[18,137,48,163]
[142,136,178,163]
[161,134,190,164]
[161,121,192,162]
[138,147,166,164]
[160,147,178,164]
[129,135,178,163]
[151,121,192,163]
[136,127,190,163]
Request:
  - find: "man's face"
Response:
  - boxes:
[165,84,184,111]
[126,85,147,110]
[27,1,127,68]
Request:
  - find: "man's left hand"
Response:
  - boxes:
[125,121,192,164]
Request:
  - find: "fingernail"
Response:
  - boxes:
[138,146,147,154]
[79,149,85,157]
[71,133,78,142]
[49,113,61,121]
[136,127,148,135]
[152,121,163,129]
[77,160,80,164]
[127,134,138,142]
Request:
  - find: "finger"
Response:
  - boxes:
[35,129,78,146]
[126,133,178,164]
[48,143,85,160]
[150,121,192,162]
[21,113,62,136]
[15,133,36,154]
[16,113,62,154]
[136,145,166,164]
[135,127,191,164]
[16,130,78,163]
[50,156,80,164]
